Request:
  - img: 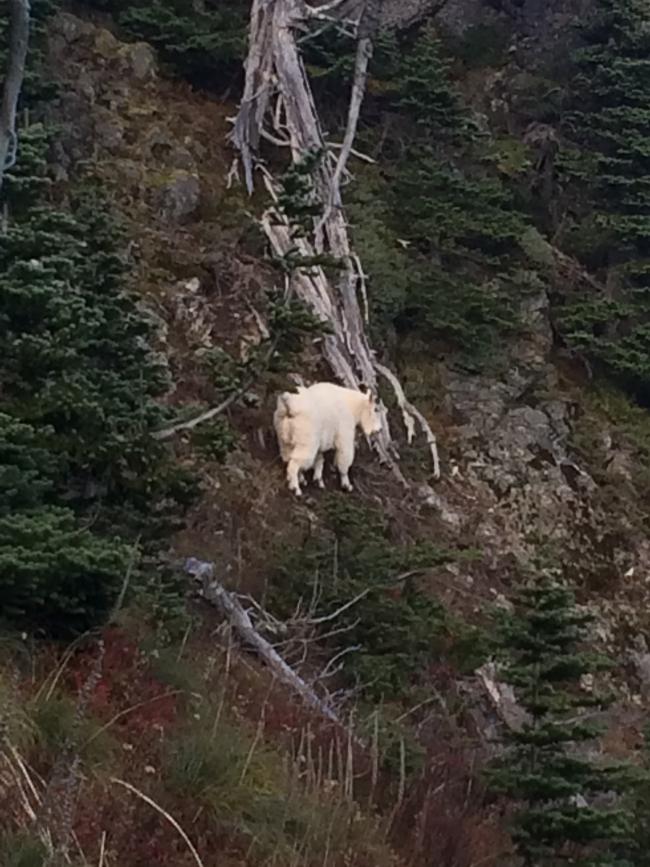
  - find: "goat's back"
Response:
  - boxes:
[274,383,357,456]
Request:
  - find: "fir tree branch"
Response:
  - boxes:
[152,331,281,441]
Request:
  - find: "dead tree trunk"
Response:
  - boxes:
[0,0,31,196]
[229,0,440,481]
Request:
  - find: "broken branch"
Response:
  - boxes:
[229,0,441,482]
[375,362,441,479]
[0,0,30,196]
[186,559,352,732]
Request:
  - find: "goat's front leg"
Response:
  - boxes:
[334,442,354,492]
[286,459,303,497]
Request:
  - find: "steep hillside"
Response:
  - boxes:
[4,0,650,865]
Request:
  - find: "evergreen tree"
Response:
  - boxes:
[382,146,525,364]
[557,0,650,391]
[0,0,194,634]
[488,575,637,866]
[343,21,532,366]
[627,727,650,865]
[394,24,470,140]
[79,0,247,86]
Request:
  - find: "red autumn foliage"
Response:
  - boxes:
[65,628,179,738]
[1,624,513,867]
[392,737,512,867]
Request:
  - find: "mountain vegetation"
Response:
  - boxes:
[4,0,650,864]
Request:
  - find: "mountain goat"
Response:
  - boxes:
[273,382,383,497]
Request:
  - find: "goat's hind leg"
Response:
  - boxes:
[312,452,325,489]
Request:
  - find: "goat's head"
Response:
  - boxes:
[359,385,383,437]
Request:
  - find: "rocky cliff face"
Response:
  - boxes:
[5,0,650,859]
[439,0,591,41]
[45,0,650,721]
[14,10,650,866]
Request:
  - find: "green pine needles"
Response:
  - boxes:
[79,0,247,87]
[488,575,639,866]
[394,24,472,140]
[346,26,527,365]
[0,3,192,634]
[556,0,650,391]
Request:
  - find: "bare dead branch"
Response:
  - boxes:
[98,831,107,867]
[375,362,441,479]
[153,387,246,441]
[315,644,361,681]
[229,0,441,482]
[186,559,350,730]
[310,587,370,624]
[153,328,281,440]
[0,0,31,196]
[327,36,373,208]
[327,140,375,163]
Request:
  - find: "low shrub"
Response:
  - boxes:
[268,496,484,701]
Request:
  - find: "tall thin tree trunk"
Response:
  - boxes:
[229,0,440,481]
[0,0,31,196]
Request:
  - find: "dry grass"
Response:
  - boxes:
[0,627,406,867]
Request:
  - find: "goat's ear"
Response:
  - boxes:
[359,383,377,403]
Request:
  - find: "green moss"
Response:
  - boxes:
[487,136,533,178]
[519,227,555,267]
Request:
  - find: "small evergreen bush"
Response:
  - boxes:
[80,0,247,87]
[268,496,482,701]
[393,25,471,139]
[0,509,130,634]
[488,573,641,866]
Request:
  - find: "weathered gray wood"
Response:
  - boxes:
[192,560,347,728]
[229,0,440,481]
[0,0,30,196]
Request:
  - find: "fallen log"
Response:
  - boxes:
[186,558,353,732]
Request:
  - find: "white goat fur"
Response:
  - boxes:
[273,382,382,496]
